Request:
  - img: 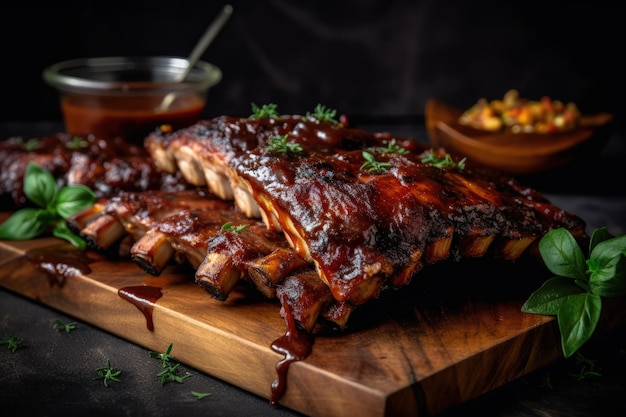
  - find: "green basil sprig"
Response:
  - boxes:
[522,227,626,357]
[0,162,96,249]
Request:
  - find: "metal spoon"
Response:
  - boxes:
[158,4,233,111]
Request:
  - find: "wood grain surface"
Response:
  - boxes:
[2,230,624,417]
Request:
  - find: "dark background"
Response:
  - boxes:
[0,2,623,127]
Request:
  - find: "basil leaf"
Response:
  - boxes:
[521,277,584,315]
[558,292,602,358]
[52,220,86,249]
[588,254,626,297]
[23,162,57,209]
[55,185,96,218]
[589,234,626,262]
[538,228,587,280]
[0,208,52,240]
[589,226,614,253]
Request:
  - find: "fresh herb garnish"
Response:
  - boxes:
[360,151,391,174]
[1,335,24,353]
[377,139,409,155]
[221,222,250,233]
[65,136,88,149]
[94,359,122,387]
[306,103,338,124]
[191,391,212,399]
[149,343,175,367]
[249,103,279,119]
[149,343,192,386]
[0,162,96,249]
[157,363,192,386]
[568,352,602,381]
[522,227,626,357]
[421,148,466,170]
[53,319,77,333]
[266,134,304,154]
[24,138,42,151]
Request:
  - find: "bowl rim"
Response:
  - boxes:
[425,98,614,174]
[42,56,222,95]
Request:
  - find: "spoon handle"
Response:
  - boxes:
[177,4,233,82]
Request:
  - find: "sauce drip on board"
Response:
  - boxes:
[26,244,94,287]
[270,293,313,406]
[118,285,163,331]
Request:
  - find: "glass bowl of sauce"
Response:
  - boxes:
[43,56,222,144]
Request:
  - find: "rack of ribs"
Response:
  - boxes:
[144,113,588,307]
[66,188,347,332]
[0,132,190,209]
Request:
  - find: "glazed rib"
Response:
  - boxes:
[145,115,588,306]
[0,132,190,209]
[66,189,346,331]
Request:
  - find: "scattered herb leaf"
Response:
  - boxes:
[149,343,175,367]
[421,148,466,170]
[1,335,24,353]
[568,352,602,381]
[266,134,304,154]
[53,319,77,333]
[94,359,122,387]
[221,222,250,233]
[191,391,212,399]
[360,151,391,174]
[377,139,409,155]
[157,363,192,386]
[249,103,279,119]
[522,227,626,357]
[149,343,192,385]
[0,162,96,248]
[306,103,338,124]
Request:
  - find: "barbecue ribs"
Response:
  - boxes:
[144,113,587,307]
[0,132,190,209]
[67,188,350,332]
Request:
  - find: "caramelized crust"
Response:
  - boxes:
[0,132,191,209]
[145,116,587,305]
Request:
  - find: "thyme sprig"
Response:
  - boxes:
[94,359,122,387]
[360,151,391,174]
[191,391,212,399]
[377,139,409,155]
[249,103,279,119]
[157,363,192,386]
[149,343,192,386]
[149,343,175,367]
[1,335,24,353]
[53,319,77,333]
[266,134,304,154]
[306,103,338,124]
[221,222,249,233]
[421,148,466,170]
[24,138,42,151]
[66,136,89,149]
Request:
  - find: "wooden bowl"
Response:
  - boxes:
[425,99,613,175]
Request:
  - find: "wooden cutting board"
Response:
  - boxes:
[1,229,624,417]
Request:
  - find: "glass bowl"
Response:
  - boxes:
[43,56,222,143]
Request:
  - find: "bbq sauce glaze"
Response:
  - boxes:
[219,116,587,304]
